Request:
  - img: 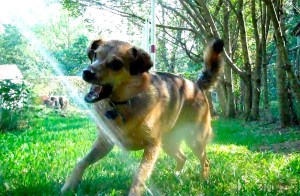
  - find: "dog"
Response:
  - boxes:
[61,38,224,195]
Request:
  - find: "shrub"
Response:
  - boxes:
[0,79,32,132]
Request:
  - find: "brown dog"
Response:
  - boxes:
[61,38,224,195]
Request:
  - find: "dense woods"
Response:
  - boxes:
[62,0,300,127]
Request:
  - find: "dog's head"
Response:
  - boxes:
[83,39,153,103]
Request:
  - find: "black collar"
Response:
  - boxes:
[105,98,134,122]
[110,100,130,105]
[109,97,135,108]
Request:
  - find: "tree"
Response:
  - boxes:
[260,1,274,122]
[32,8,94,76]
[223,2,236,118]
[263,0,300,126]
[54,35,89,75]
[0,24,49,78]
[0,24,26,65]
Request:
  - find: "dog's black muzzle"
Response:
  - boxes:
[82,69,95,83]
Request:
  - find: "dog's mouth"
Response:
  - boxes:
[84,84,113,103]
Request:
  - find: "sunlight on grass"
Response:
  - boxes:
[210,144,250,154]
[1,115,300,195]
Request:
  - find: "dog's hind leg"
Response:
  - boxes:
[61,134,114,194]
[190,143,209,179]
[163,142,186,172]
[186,127,211,179]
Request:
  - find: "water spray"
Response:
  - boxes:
[9,3,161,194]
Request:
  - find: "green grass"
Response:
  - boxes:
[1,111,300,195]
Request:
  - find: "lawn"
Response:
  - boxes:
[0,110,300,195]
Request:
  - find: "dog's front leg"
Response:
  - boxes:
[129,144,161,196]
[61,135,114,194]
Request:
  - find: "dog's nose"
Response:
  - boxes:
[82,69,95,82]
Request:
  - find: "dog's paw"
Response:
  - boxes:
[201,167,209,180]
[129,185,145,196]
[60,180,79,194]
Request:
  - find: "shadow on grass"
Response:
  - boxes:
[4,181,62,196]
[78,175,131,195]
[5,175,133,196]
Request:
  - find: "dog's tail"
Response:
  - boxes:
[197,39,224,91]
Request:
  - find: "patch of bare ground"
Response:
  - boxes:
[260,126,299,136]
[248,122,300,153]
[258,140,300,153]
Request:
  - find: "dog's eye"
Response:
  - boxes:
[107,59,123,71]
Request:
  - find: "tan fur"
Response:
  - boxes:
[61,39,223,195]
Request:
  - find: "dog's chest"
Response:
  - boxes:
[105,104,156,150]
[115,120,154,150]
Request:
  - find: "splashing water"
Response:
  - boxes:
[16,22,125,149]
[12,17,160,195]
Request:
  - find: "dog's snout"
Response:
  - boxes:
[82,69,95,82]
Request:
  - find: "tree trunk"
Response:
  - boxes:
[168,27,182,73]
[227,0,252,119]
[223,3,235,118]
[249,0,262,120]
[263,0,299,126]
[261,0,274,122]
[295,37,300,80]
[262,62,274,122]
[295,35,300,115]
[250,50,262,120]
[225,67,235,118]
[216,81,227,117]
[240,79,245,113]
[286,64,300,114]
[243,79,252,119]
[276,55,291,126]
[287,83,299,125]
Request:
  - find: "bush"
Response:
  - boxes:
[0,80,32,132]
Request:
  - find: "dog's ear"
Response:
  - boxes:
[129,47,153,75]
[87,39,104,61]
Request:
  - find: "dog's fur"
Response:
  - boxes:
[61,39,224,195]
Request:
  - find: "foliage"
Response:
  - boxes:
[0,80,32,132]
[0,7,95,80]
[53,35,90,75]
[0,25,48,78]
[32,8,93,76]
[1,116,300,195]
[0,25,26,65]
[62,0,86,18]
[0,6,95,99]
